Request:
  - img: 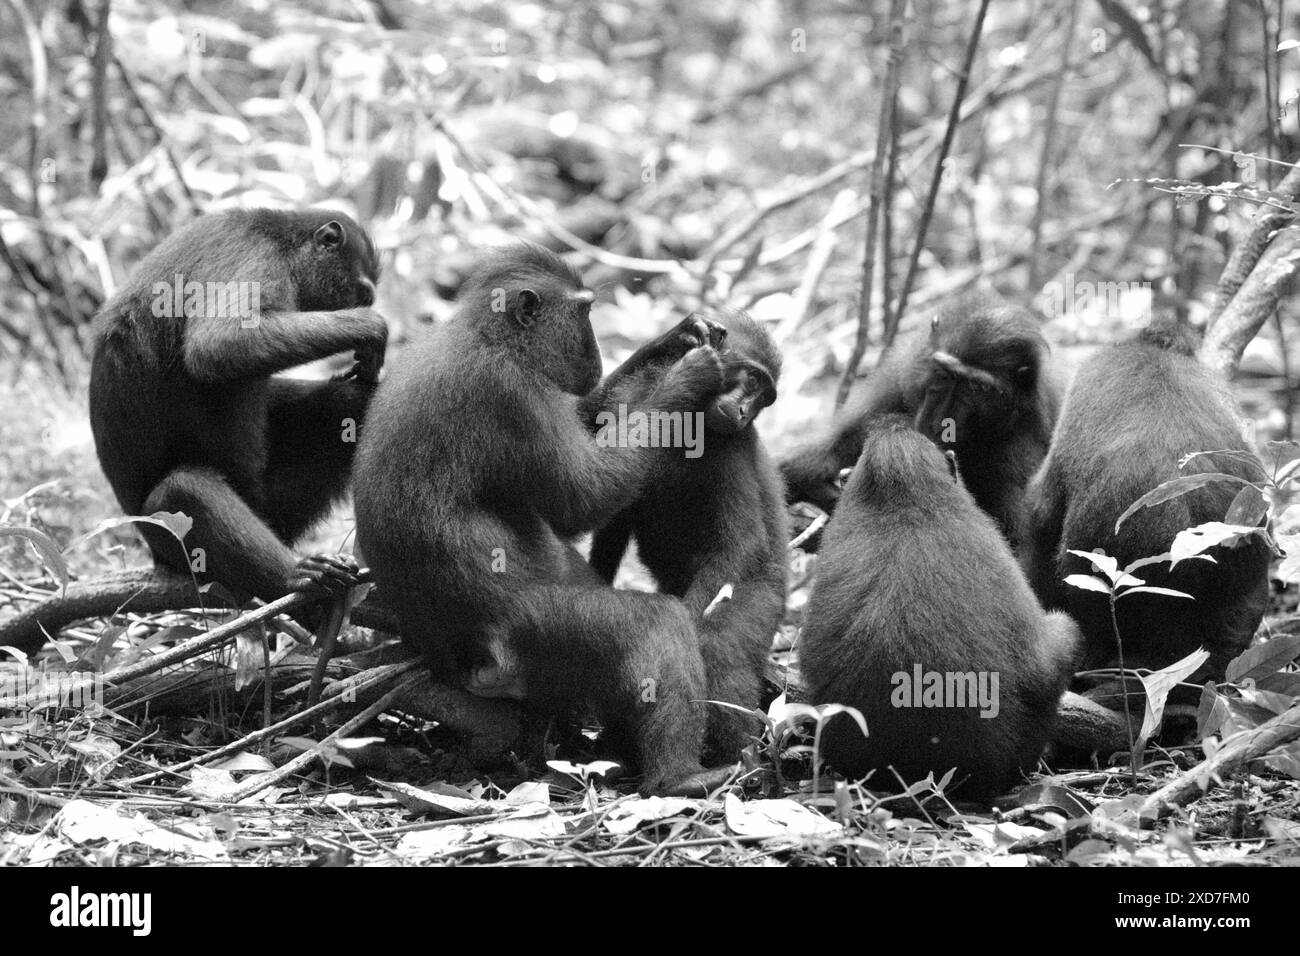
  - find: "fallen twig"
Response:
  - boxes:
[6,590,308,709]
[114,660,421,787]
[227,673,423,803]
[1137,700,1300,823]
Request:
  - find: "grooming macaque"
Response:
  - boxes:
[1019,322,1269,682]
[799,416,1080,800]
[589,310,788,763]
[353,245,735,795]
[88,208,387,627]
[781,295,1060,549]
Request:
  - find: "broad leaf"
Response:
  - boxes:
[1265,439,1300,476]
[768,694,823,727]
[1276,548,1300,583]
[817,703,868,740]
[1266,481,1300,517]
[72,511,193,552]
[1257,671,1300,696]
[1170,522,1261,566]
[1237,682,1295,715]
[1138,648,1211,741]
[1063,573,1111,595]
[0,525,69,592]
[1127,551,1174,572]
[1180,449,1268,480]
[1225,634,1300,683]
[1220,697,1275,737]
[1196,682,1229,740]
[1114,473,1254,534]
[1117,585,1194,600]
[1067,549,1119,582]
[1224,484,1268,526]
[1265,741,1300,780]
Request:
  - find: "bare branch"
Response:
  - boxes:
[835,0,908,410]
[1208,161,1300,324]
[1026,0,1081,292]
[893,0,992,338]
[1200,226,1300,375]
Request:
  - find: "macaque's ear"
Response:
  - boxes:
[514,289,542,328]
[315,220,345,249]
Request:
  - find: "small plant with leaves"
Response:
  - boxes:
[1066,440,1300,779]
[0,506,200,664]
[1064,549,1210,775]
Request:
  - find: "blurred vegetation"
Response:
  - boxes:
[1,0,1298,570]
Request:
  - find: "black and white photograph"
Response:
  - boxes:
[0,0,1293,901]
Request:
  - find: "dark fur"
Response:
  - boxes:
[799,417,1080,801]
[353,246,732,795]
[781,294,1060,549]
[1019,323,1269,682]
[589,311,789,764]
[89,208,386,607]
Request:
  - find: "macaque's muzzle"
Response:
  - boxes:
[705,363,775,434]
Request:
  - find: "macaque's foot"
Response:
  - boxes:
[293,552,364,596]
[642,762,737,797]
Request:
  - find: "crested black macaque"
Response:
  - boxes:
[353,244,735,796]
[780,295,1060,549]
[588,310,788,764]
[799,416,1080,801]
[1019,322,1270,683]
[89,208,388,620]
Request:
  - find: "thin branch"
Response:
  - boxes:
[1179,144,1298,170]
[835,0,908,410]
[226,674,423,802]
[776,190,852,343]
[691,60,816,125]
[893,0,992,336]
[1026,0,1081,292]
[699,53,1062,276]
[1262,1,1276,188]
[114,662,418,787]
[8,591,312,709]
[880,95,899,341]
[90,0,111,191]
[5,0,48,222]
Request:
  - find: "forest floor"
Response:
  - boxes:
[2,365,1300,867]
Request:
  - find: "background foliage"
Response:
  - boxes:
[0,0,1296,586]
